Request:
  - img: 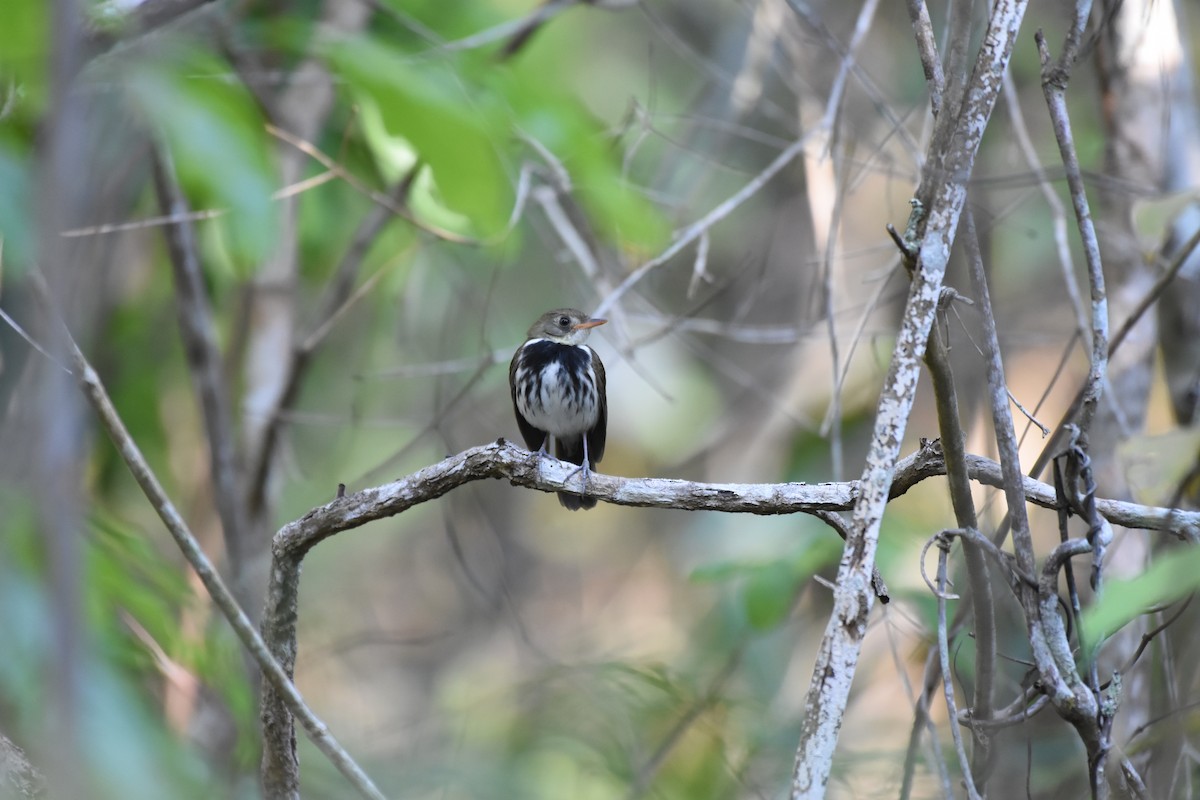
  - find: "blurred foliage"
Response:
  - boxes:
[122,44,278,265]
[0,495,225,797]
[0,140,33,270]
[692,535,842,632]
[1081,545,1200,650]
[324,36,513,239]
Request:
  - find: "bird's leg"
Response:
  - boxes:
[562,436,591,496]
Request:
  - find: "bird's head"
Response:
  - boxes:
[527,308,607,345]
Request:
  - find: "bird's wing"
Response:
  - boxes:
[509,346,547,451]
[587,345,606,465]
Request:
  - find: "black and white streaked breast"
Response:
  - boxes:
[513,339,601,437]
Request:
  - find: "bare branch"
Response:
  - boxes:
[594,131,814,318]
[256,436,1200,789]
[934,533,982,800]
[0,731,43,799]
[904,0,945,116]
[276,440,856,559]
[813,510,889,603]
[34,282,386,800]
[150,145,250,603]
[790,3,1030,795]
[1001,69,1090,356]
[60,209,227,237]
[1036,29,1110,439]
[246,178,411,517]
[923,289,997,775]
[270,440,1200,560]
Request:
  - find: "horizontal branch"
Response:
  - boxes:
[273,439,1199,559]
[262,437,1199,789]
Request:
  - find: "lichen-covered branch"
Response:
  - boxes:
[259,437,1199,793]
[790,2,1029,795]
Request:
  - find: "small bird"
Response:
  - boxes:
[509,308,608,510]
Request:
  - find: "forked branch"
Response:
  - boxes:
[259,438,1199,793]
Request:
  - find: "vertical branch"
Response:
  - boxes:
[933,532,981,800]
[151,145,250,605]
[789,3,1028,796]
[922,289,996,779]
[1090,2,1199,786]
[33,0,90,793]
[964,207,1107,795]
[1001,71,1090,352]
[239,0,373,616]
[818,151,846,480]
[1035,30,1109,437]
[245,177,409,516]
[961,212,1034,570]
[260,554,305,798]
[903,0,945,116]
[898,652,953,800]
[0,732,43,798]
[901,8,997,784]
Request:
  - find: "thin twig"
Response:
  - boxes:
[1036,30,1109,439]
[988,221,1200,554]
[899,649,954,800]
[935,533,982,800]
[266,123,477,245]
[150,145,250,600]
[963,209,1035,566]
[964,693,1050,730]
[820,141,847,481]
[60,209,227,237]
[1001,69,1090,358]
[37,284,385,800]
[923,286,997,775]
[593,130,815,318]
[813,510,889,602]
[246,180,412,515]
[1117,595,1193,677]
[904,0,946,116]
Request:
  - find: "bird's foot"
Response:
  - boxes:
[562,460,591,495]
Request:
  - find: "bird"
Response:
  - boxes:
[509,308,608,510]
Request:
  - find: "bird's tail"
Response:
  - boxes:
[555,436,596,510]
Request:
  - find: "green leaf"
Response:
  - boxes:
[323,35,512,238]
[0,137,33,270]
[1081,546,1200,648]
[0,0,48,115]
[122,45,277,265]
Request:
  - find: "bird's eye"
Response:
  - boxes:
[558,316,570,327]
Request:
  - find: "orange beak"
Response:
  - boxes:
[574,318,607,330]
